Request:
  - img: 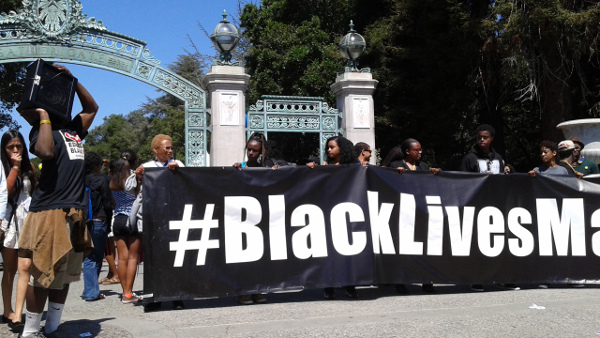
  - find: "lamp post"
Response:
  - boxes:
[210,10,240,66]
[338,20,367,73]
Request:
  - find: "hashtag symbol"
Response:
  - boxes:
[169,204,219,267]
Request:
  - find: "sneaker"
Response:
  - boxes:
[323,288,336,300]
[121,293,140,304]
[395,284,409,295]
[471,284,484,292]
[18,330,47,338]
[422,284,436,294]
[251,294,267,304]
[538,284,549,289]
[496,283,520,291]
[237,295,253,305]
[345,286,358,299]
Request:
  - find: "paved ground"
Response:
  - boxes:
[1,263,599,337]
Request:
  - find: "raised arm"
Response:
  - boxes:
[54,64,99,133]
[33,108,55,160]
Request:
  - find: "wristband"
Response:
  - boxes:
[40,120,51,125]
[12,166,20,170]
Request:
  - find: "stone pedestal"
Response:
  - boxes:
[203,66,251,166]
[557,118,600,164]
[331,72,378,164]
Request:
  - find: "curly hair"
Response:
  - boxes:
[151,134,171,150]
[325,135,355,165]
[540,140,558,153]
[84,151,103,174]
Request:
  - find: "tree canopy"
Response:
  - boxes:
[0,0,26,130]
[241,0,600,171]
[4,0,600,171]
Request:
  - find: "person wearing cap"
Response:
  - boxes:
[557,140,582,178]
[570,137,599,176]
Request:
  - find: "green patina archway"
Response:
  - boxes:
[0,0,209,166]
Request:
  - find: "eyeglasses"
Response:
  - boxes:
[364,149,372,153]
[161,146,173,151]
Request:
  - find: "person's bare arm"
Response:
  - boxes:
[34,108,54,160]
[54,64,99,133]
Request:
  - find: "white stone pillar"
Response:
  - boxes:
[203,65,251,166]
[331,72,379,164]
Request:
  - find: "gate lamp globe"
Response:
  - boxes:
[210,10,240,65]
[339,20,366,72]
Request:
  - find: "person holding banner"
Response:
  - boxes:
[17,65,98,338]
[354,142,372,166]
[395,138,440,175]
[556,140,582,178]
[460,124,518,292]
[393,138,439,294]
[232,132,270,304]
[528,140,569,176]
[570,137,600,176]
[322,135,360,299]
[134,135,186,311]
[460,124,511,175]
[233,132,273,169]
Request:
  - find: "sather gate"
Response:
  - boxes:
[0,0,209,166]
[246,95,343,164]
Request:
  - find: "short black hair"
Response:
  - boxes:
[85,151,103,174]
[540,140,558,153]
[476,124,496,137]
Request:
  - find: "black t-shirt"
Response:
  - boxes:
[29,116,87,212]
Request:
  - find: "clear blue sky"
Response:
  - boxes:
[7,0,258,149]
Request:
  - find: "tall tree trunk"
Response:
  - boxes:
[539,46,574,141]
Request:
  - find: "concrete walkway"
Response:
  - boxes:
[1,263,599,337]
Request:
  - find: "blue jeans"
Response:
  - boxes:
[82,220,108,300]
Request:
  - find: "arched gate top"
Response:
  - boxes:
[0,0,205,111]
[0,0,210,167]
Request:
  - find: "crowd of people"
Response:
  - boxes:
[232,125,598,301]
[0,65,188,337]
[0,65,596,336]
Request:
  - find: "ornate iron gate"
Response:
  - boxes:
[246,95,342,164]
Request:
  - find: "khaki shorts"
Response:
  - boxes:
[28,216,83,289]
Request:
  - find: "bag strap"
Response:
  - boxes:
[8,198,17,236]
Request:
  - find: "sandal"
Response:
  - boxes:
[101,278,120,285]
[85,294,105,302]
[99,277,110,284]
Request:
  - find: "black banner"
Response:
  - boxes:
[142,165,600,302]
